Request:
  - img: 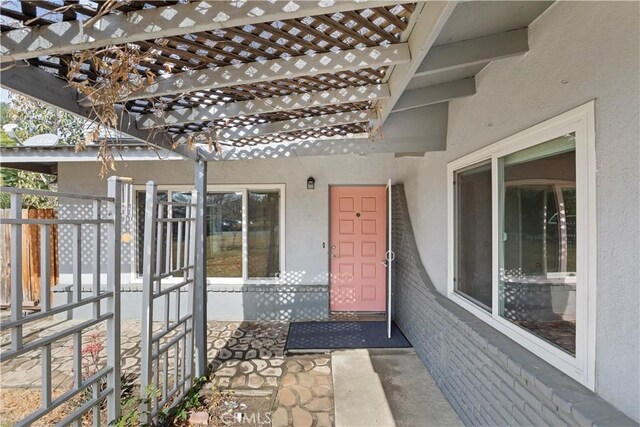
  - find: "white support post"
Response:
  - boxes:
[140,180,157,425]
[106,177,122,422]
[193,160,207,377]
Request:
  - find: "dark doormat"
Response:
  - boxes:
[285,321,411,351]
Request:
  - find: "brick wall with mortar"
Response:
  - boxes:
[391,184,636,427]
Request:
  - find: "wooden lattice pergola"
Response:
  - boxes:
[0,0,458,160]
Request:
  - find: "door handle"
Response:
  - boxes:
[381,259,388,267]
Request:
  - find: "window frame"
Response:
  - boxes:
[133,183,286,286]
[447,101,596,389]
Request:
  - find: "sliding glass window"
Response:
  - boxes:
[447,102,595,388]
[499,134,577,355]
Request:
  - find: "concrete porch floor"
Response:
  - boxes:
[333,348,462,427]
[0,319,461,426]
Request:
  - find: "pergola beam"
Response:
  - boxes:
[121,44,409,103]
[0,0,402,63]
[173,110,375,144]
[0,63,197,160]
[375,1,457,124]
[197,103,449,161]
[137,84,389,129]
[392,78,475,113]
[414,28,529,77]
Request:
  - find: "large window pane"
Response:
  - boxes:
[499,134,577,355]
[206,192,242,277]
[248,191,280,278]
[455,162,493,309]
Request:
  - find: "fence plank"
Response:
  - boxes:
[0,210,10,304]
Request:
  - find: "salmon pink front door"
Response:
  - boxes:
[330,186,387,312]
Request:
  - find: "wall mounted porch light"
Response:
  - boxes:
[307,176,315,190]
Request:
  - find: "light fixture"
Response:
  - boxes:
[307,176,315,190]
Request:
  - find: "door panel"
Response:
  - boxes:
[330,186,387,312]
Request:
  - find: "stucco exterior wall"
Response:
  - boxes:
[58,154,396,287]
[396,1,640,420]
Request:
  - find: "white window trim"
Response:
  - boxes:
[446,101,596,389]
[132,183,286,286]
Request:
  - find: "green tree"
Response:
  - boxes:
[5,94,86,145]
[0,101,10,125]
[0,94,81,208]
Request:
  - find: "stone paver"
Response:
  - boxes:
[205,321,288,396]
[272,355,334,427]
[204,321,335,427]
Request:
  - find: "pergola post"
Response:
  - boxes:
[193,159,208,377]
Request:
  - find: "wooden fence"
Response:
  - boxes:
[0,208,58,306]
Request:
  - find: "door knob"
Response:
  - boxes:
[330,244,338,258]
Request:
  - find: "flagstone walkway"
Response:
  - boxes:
[0,318,334,427]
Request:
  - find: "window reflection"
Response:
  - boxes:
[248,191,280,278]
[499,134,577,355]
[206,192,243,277]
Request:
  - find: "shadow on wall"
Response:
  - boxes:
[240,285,329,321]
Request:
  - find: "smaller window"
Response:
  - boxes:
[135,185,285,283]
